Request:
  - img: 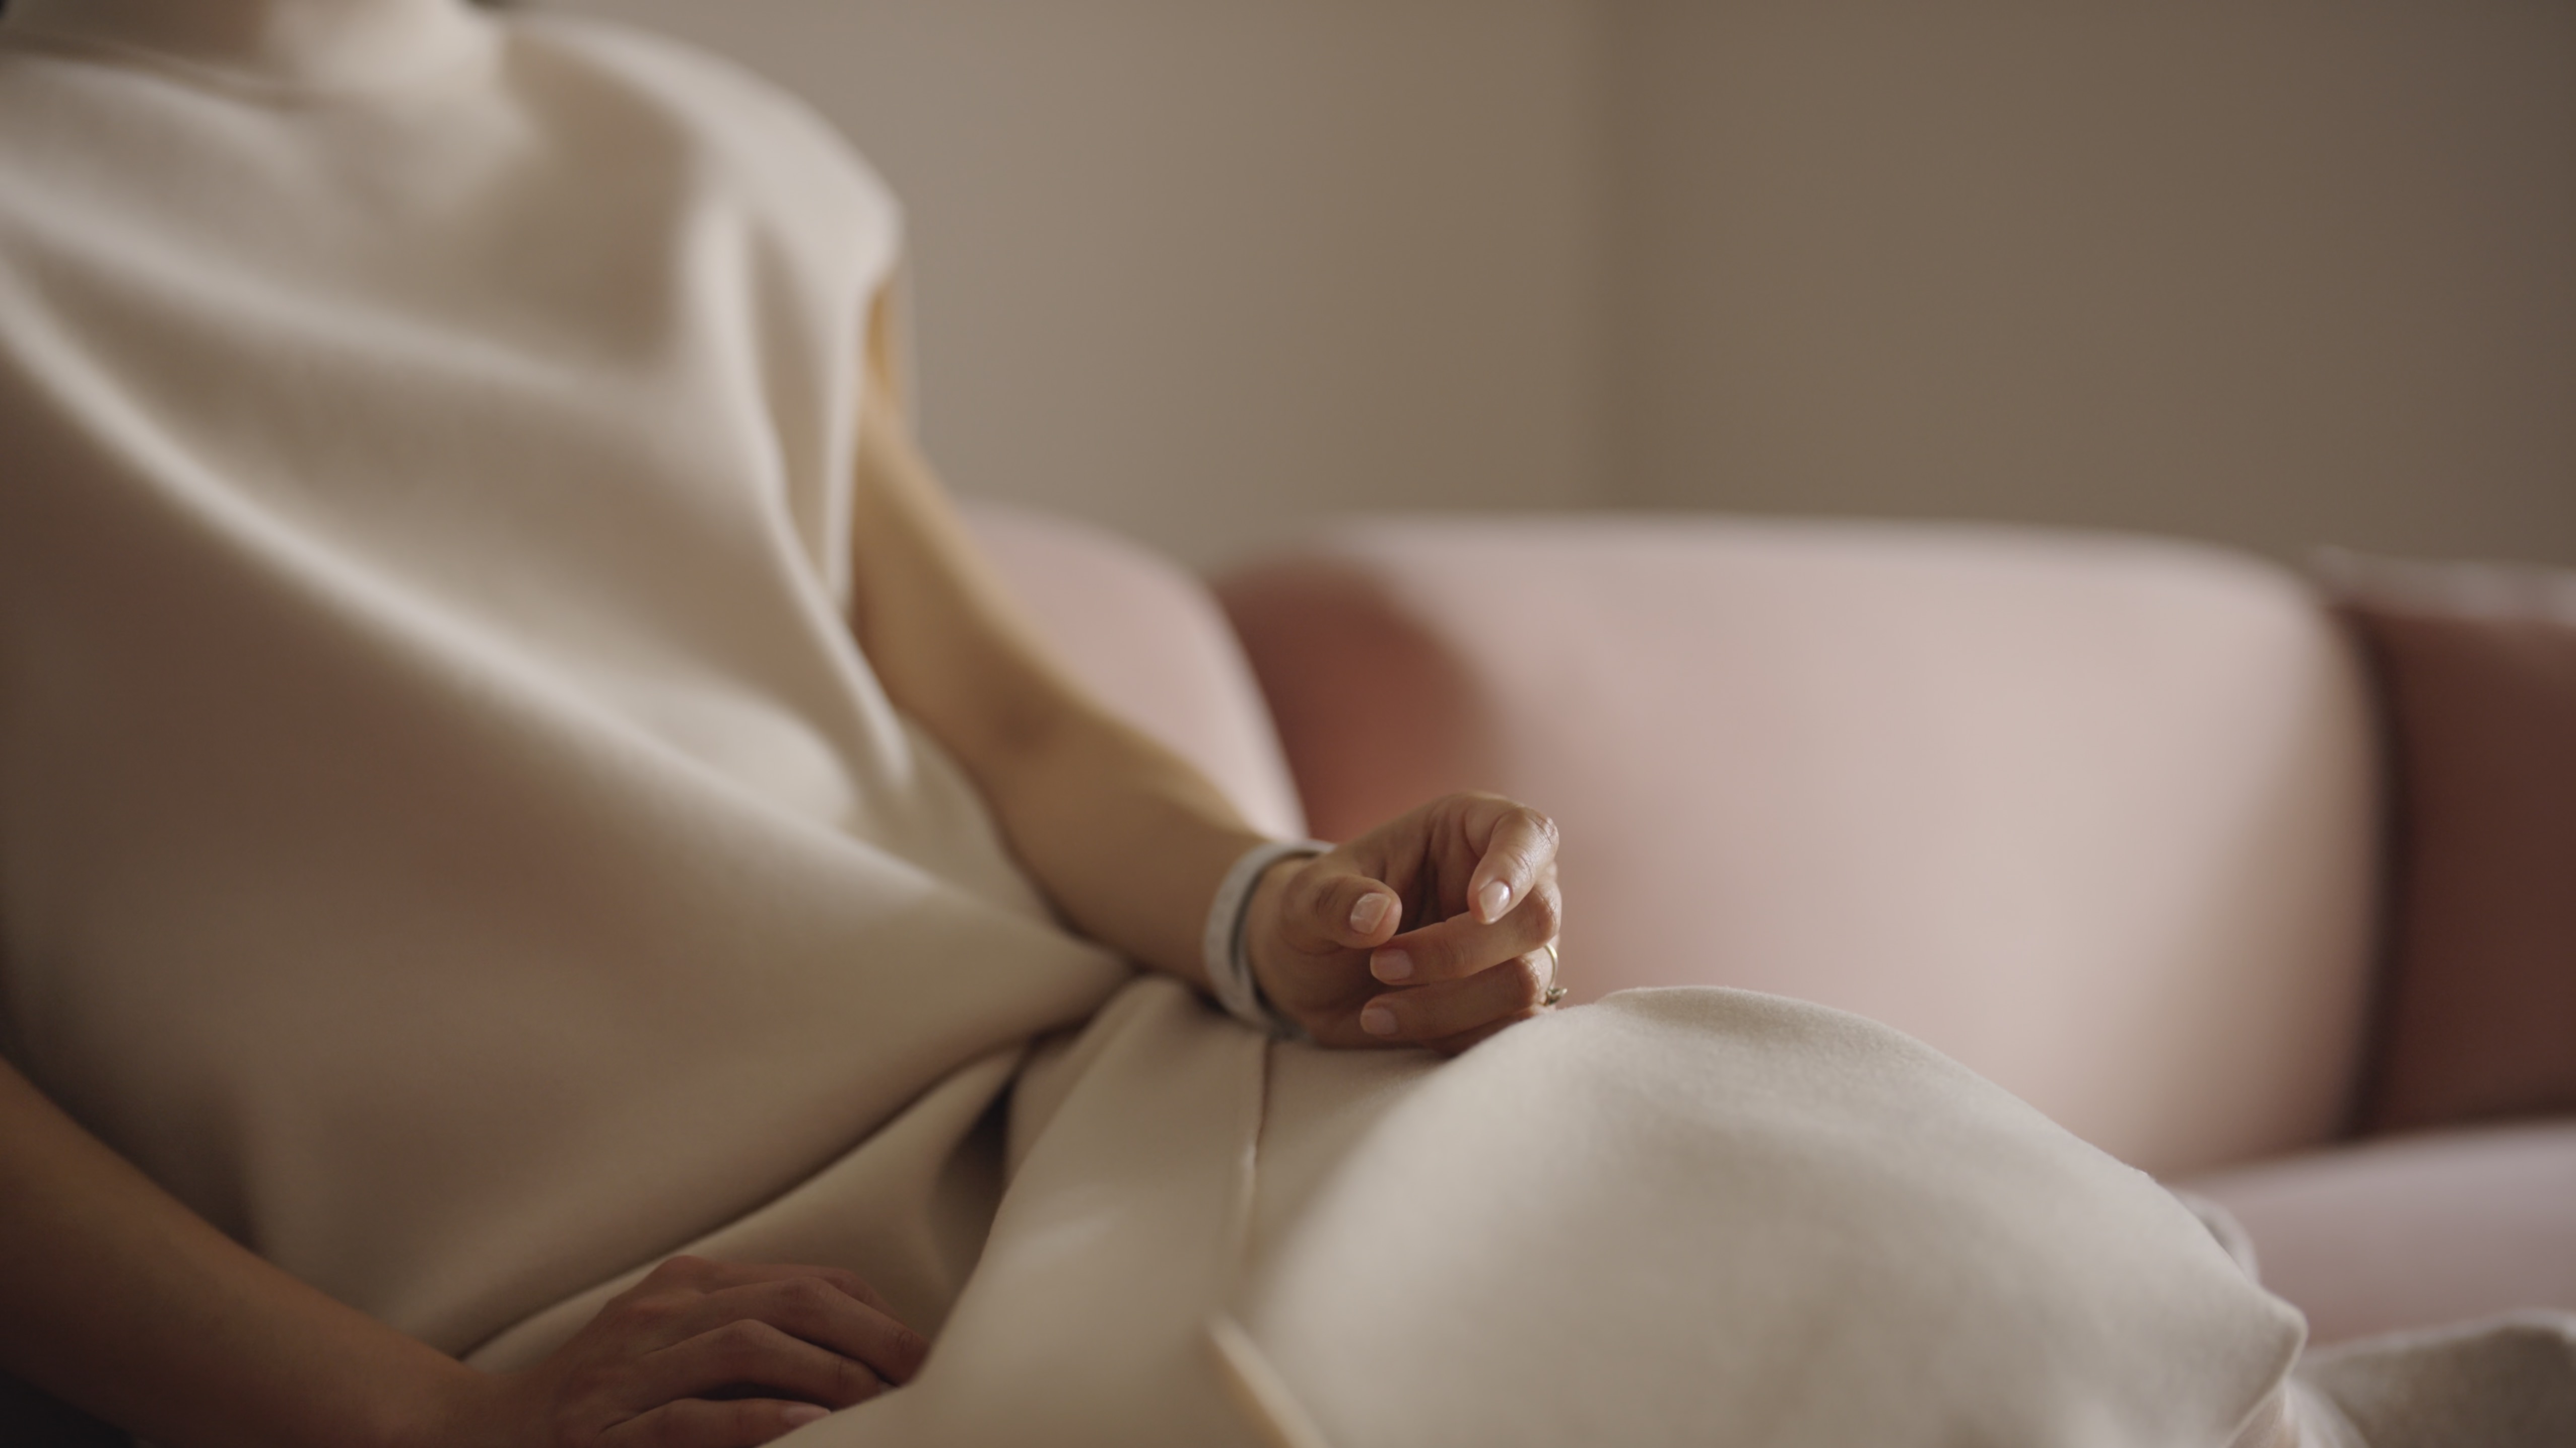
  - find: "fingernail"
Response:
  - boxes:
[1477,880,1512,922]
[782,1405,830,1427]
[1361,1003,1399,1036]
[1371,949,1413,983]
[1349,892,1393,935]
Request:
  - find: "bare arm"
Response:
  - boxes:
[841,311,1256,992]
[0,1049,925,1448]
[845,292,1565,1049]
[0,1054,471,1448]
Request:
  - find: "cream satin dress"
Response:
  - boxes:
[0,4,2302,1444]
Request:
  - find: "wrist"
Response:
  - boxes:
[1239,854,1305,1009]
[378,1358,517,1448]
[1199,837,1327,1037]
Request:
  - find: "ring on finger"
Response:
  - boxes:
[1537,942,1568,1008]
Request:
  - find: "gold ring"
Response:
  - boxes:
[1538,943,1566,1007]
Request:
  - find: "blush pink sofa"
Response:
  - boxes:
[6,503,2565,1443]
[971,503,2576,1349]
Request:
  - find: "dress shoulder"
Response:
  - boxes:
[505,12,904,273]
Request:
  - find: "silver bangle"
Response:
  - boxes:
[1202,837,1332,1040]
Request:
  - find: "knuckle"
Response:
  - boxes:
[778,1275,836,1319]
[1523,889,1564,940]
[1281,868,1327,922]
[1475,956,1529,1008]
[835,1354,884,1402]
[651,1254,709,1287]
[1410,936,1461,978]
[710,1318,774,1367]
[1511,954,1549,1006]
[622,1294,682,1331]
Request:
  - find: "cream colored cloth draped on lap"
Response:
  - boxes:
[808,979,2299,1447]
[0,4,2304,1444]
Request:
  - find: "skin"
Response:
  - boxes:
[0,289,1564,1447]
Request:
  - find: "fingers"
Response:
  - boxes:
[624,1260,921,1382]
[603,1397,832,1447]
[1275,858,1405,955]
[575,1257,917,1430]
[1366,875,1561,987]
[685,1278,927,1386]
[1358,947,1553,1043]
[1297,796,1560,948]
[1463,801,1560,924]
[635,1319,888,1415]
[642,1258,903,1324]
[1250,793,1564,1051]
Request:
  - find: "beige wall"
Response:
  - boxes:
[556,0,1609,565]
[561,1,2574,568]
[1606,1,2576,566]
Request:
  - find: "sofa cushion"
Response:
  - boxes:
[2323,552,2576,1133]
[963,501,1305,839]
[2178,1120,2576,1344]
[1219,517,2379,1176]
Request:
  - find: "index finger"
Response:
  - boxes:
[652,1258,907,1328]
[1463,803,1560,925]
[689,1278,929,1387]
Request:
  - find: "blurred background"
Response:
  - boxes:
[559,0,2573,570]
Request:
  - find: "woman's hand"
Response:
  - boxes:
[432,1256,927,1448]
[1244,794,1564,1054]
[843,317,1553,1045]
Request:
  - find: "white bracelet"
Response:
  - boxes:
[1202,837,1332,1040]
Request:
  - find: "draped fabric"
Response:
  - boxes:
[0,7,2311,1444]
[0,0,1128,1355]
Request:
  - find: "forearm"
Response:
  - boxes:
[839,371,1560,1051]
[0,1058,472,1448]
[844,383,1276,985]
[971,705,1276,988]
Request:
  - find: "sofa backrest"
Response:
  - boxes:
[1218,517,2382,1177]
[963,501,1305,841]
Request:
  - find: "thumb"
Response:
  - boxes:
[1276,857,1402,955]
